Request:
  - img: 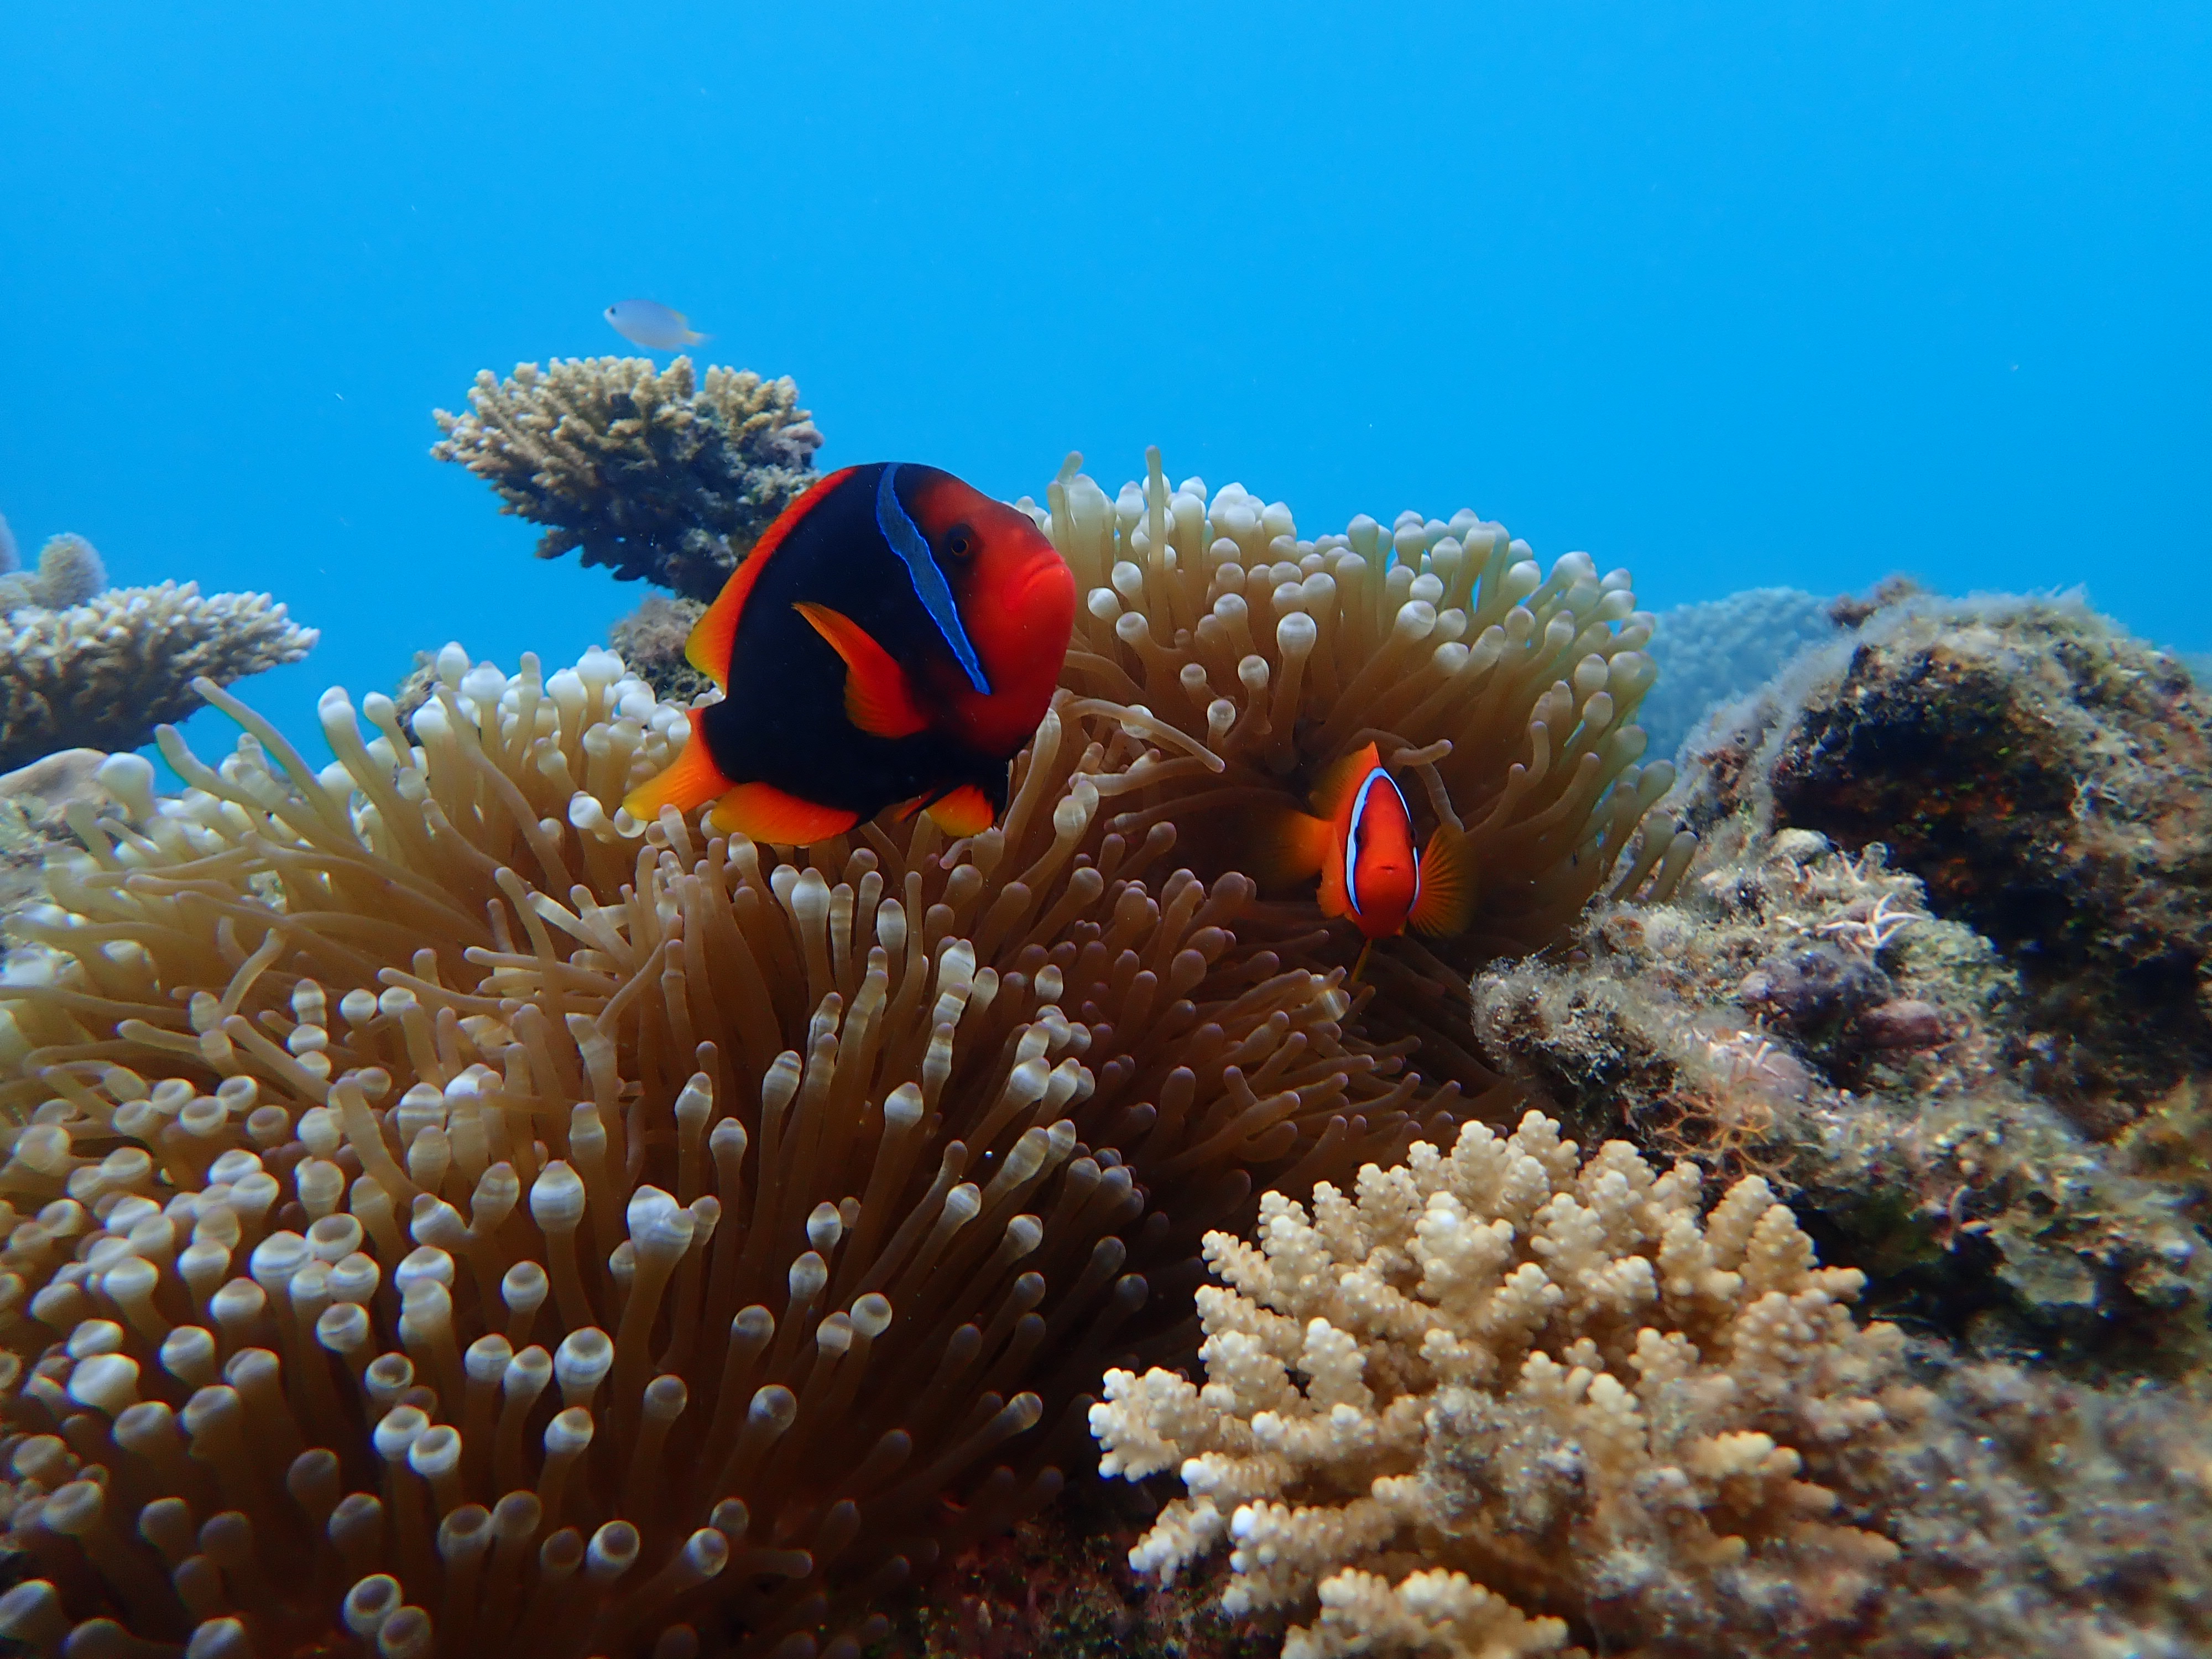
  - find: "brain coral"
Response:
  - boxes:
[0,646,1436,1659]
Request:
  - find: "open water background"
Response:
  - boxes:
[1,2,2206,760]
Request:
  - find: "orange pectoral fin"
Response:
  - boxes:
[622,708,732,822]
[1257,807,1337,889]
[687,465,859,688]
[1310,743,1384,822]
[792,601,929,739]
[1315,837,1352,921]
[923,783,997,838]
[707,782,860,846]
[1408,825,1477,937]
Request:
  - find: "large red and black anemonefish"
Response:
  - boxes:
[1271,742,1475,964]
[623,463,1077,844]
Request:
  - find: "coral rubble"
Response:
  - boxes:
[1866,1350,2212,1657]
[0,644,1438,1658]
[0,578,318,773]
[431,358,823,602]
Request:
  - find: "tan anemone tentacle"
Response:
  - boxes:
[0,645,1430,1659]
[1022,450,1693,1097]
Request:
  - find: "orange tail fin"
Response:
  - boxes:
[1408,825,1477,937]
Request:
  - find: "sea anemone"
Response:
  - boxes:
[1028,450,1694,1083]
[0,645,1433,1659]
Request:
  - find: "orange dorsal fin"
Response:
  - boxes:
[792,601,929,738]
[1258,806,1337,889]
[1311,742,1384,822]
[686,465,857,688]
[924,783,997,838]
[1408,824,1477,937]
[707,782,860,846]
[621,707,732,822]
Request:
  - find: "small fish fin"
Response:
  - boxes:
[1315,833,1352,921]
[621,708,731,822]
[1310,742,1384,821]
[1409,825,1477,937]
[1256,807,1336,888]
[792,601,929,738]
[706,782,860,847]
[686,466,858,687]
[924,783,997,838]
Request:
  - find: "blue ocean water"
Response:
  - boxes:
[2,2,2205,762]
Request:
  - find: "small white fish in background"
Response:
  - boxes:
[604,299,709,350]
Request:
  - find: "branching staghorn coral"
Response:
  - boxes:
[1025,451,1694,1084]
[431,358,824,602]
[1091,1110,1917,1658]
[0,582,318,773]
[0,644,1442,1659]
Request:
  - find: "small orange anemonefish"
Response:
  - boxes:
[1270,742,1475,971]
[623,462,1077,845]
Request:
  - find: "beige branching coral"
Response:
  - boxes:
[0,643,1438,1658]
[431,357,824,601]
[0,583,318,771]
[1092,1111,1918,1657]
[1025,452,1694,1081]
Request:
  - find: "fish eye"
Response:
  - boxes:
[943,524,976,560]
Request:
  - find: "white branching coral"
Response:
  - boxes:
[1092,1112,1920,1658]
[0,583,316,772]
[431,357,823,601]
